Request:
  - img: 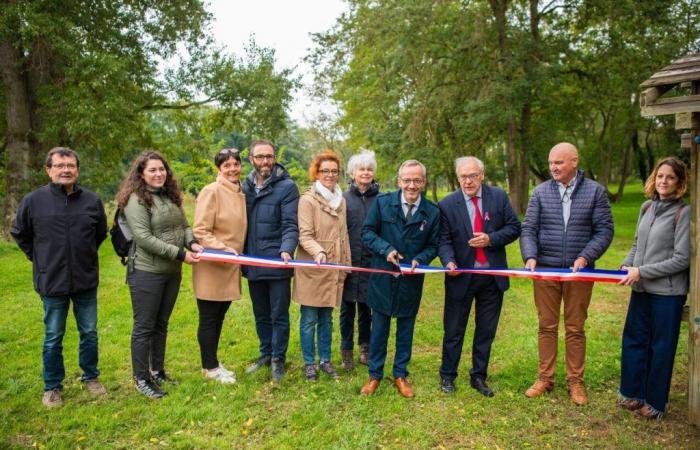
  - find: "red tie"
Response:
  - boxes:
[471,197,487,265]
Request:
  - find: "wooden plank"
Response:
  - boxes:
[670,53,700,65]
[677,112,700,130]
[641,67,700,88]
[682,133,692,149]
[641,94,700,116]
[688,79,700,426]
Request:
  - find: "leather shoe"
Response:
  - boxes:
[440,378,455,394]
[470,377,494,397]
[245,356,271,374]
[394,377,414,398]
[568,381,588,405]
[360,378,380,395]
[271,357,285,383]
[525,379,553,398]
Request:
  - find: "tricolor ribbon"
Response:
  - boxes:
[199,249,626,284]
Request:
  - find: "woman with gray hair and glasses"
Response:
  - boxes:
[340,149,380,371]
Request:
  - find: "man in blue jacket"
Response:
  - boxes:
[242,140,299,383]
[520,142,613,405]
[11,147,108,408]
[437,156,521,397]
[360,160,440,398]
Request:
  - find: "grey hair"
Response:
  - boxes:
[347,149,377,176]
[455,156,484,173]
[397,159,427,178]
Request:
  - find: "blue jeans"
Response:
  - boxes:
[299,305,333,365]
[368,310,416,380]
[249,279,291,361]
[41,289,99,390]
[619,290,686,413]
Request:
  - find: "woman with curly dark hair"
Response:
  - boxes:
[116,150,203,399]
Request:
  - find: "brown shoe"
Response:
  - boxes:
[84,379,107,396]
[359,343,369,366]
[568,382,588,405]
[525,379,553,398]
[635,404,663,420]
[341,350,354,371]
[360,378,380,395]
[618,398,644,411]
[42,388,63,408]
[394,377,414,398]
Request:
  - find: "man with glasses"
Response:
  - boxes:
[11,147,108,407]
[242,140,299,383]
[520,142,613,405]
[359,160,440,398]
[437,157,521,397]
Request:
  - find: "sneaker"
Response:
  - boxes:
[217,363,235,377]
[304,364,318,382]
[318,360,339,379]
[151,370,179,386]
[83,379,107,396]
[341,349,354,371]
[245,355,272,374]
[203,366,237,384]
[42,388,63,408]
[271,357,285,383]
[134,377,166,399]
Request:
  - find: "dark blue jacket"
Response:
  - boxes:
[242,164,299,280]
[520,170,613,268]
[342,181,380,304]
[361,190,440,318]
[438,185,521,298]
[11,183,107,296]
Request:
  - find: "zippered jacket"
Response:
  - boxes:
[11,183,107,296]
[520,170,613,268]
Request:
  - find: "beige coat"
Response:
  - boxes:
[192,174,247,301]
[293,187,351,307]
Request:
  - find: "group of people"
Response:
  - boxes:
[11,141,690,420]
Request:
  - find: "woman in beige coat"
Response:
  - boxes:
[294,150,351,381]
[192,149,247,384]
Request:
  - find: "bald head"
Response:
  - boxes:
[548,142,579,184]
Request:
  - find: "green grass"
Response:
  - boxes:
[1,183,699,449]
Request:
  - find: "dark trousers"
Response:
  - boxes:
[197,299,232,370]
[248,278,291,361]
[40,288,99,390]
[620,290,686,413]
[368,310,416,380]
[339,300,371,350]
[127,269,181,379]
[440,275,503,382]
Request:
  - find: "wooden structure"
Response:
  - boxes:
[640,52,700,425]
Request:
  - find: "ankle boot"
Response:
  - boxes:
[359,343,369,366]
[341,349,354,371]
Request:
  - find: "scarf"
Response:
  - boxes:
[314,180,343,210]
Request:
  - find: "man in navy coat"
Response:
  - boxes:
[360,160,440,398]
[438,156,521,397]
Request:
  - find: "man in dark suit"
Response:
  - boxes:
[437,156,521,397]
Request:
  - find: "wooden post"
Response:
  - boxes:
[689,80,700,425]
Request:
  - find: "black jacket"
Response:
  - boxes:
[242,164,299,280]
[341,181,379,303]
[11,183,107,296]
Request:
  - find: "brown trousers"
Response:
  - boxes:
[533,278,594,384]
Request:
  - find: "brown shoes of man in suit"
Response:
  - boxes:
[394,377,414,398]
[360,378,381,395]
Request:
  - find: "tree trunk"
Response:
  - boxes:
[612,132,633,203]
[0,36,35,236]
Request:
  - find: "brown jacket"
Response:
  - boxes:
[192,175,247,301]
[293,187,351,307]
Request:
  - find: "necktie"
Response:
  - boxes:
[405,203,415,220]
[471,197,487,265]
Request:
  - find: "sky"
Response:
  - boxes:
[208,0,348,126]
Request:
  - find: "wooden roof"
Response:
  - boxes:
[641,53,700,88]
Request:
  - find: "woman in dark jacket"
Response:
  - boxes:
[340,150,379,371]
[617,156,690,419]
[116,151,203,399]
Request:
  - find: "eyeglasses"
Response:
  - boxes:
[218,148,240,156]
[50,164,78,170]
[319,169,340,176]
[252,154,275,161]
[458,173,482,182]
[400,178,424,186]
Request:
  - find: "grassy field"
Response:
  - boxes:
[1,183,699,449]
